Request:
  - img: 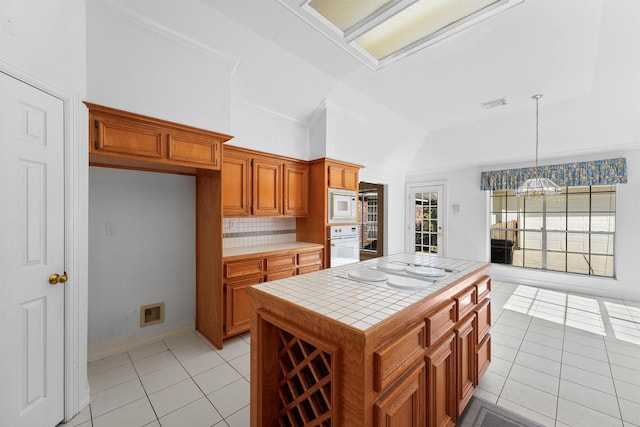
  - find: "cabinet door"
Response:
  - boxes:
[93,115,163,159]
[222,151,251,216]
[328,164,359,191]
[253,158,282,216]
[328,165,345,189]
[283,162,308,217]
[167,131,220,170]
[342,167,359,191]
[225,276,263,337]
[374,361,426,427]
[426,333,455,427]
[455,313,476,417]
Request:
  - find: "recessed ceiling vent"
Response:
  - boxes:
[482,97,507,109]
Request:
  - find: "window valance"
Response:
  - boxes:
[480,157,627,191]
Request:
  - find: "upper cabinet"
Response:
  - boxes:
[283,161,309,217]
[222,146,308,218]
[252,157,282,216]
[327,161,359,191]
[222,149,252,216]
[86,102,232,175]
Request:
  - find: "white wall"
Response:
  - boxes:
[86,1,232,132]
[229,98,310,160]
[88,168,196,347]
[85,1,235,352]
[407,148,640,302]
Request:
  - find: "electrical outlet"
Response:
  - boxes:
[105,221,117,235]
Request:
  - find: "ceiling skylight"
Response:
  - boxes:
[281,0,524,70]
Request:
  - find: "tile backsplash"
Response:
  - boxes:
[223,217,297,249]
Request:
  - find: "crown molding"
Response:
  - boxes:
[231,97,309,126]
[88,0,242,79]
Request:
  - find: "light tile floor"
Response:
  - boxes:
[61,280,640,427]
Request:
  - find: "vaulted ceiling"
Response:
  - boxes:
[203,0,620,131]
[100,0,640,172]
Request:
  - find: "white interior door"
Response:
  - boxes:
[407,184,445,256]
[0,72,65,427]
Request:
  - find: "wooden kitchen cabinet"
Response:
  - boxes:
[222,245,323,338]
[283,161,309,216]
[225,275,263,336]
[86,103,228,174]
[455,313,476,417]
[252,157,282,216]
[328,162,359,190]
[221,149,251,216]
[247,263,492,426]
[84,103,235,350]
[426,333,456,427]
[222,146,308,217]
[374,361,426,426]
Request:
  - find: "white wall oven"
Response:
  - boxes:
[328,225,360,267]
[328,189,357,224]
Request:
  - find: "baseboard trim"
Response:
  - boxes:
[87,323,195,362]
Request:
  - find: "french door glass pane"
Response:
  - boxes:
[414,190,439,255]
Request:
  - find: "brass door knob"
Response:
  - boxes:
[49,273,68,285]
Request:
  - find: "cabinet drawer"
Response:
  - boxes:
[475,299,491,344]
[224,259,263,278]
[298,250,322,266]
[454,286,476,321]
[298,264,321,275]
[265,254,296,271]
[266,269,296,281]
[474,276,491,302]
[425,301,456,347]
[168,134,219,169]
[476,334,491,383]
[374,323,425,392]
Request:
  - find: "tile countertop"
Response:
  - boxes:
[223,241,324,259]
[250,252,488,331]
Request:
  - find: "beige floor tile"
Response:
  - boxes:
[159,397,223,427]
[90,378,146,418]
[92,397,156,427]
[148,378,204,418]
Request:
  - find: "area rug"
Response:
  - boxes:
[456,396,544,427]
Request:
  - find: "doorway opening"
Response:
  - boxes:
[358,182,384,261]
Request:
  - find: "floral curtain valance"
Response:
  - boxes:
[480,157,627,191]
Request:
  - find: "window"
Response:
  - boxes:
[489,185,616,277]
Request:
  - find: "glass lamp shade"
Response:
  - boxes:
[515,177,562,200]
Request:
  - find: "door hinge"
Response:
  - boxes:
[251,159,254,167]
[94,119,99,129]
[94,140,99,150]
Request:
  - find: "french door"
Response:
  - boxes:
[0,72,66,427]
[407,184,445,256]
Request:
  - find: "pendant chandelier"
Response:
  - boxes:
[515,94,562,199]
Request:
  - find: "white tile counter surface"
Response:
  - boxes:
[223,241,323,258]
[251,253,488,331]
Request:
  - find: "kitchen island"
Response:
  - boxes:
[246,253,491,427]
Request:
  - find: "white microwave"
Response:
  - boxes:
[328,189,357,223]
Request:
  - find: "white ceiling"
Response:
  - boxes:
[99,0,639,172]
[202,0,610,132]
